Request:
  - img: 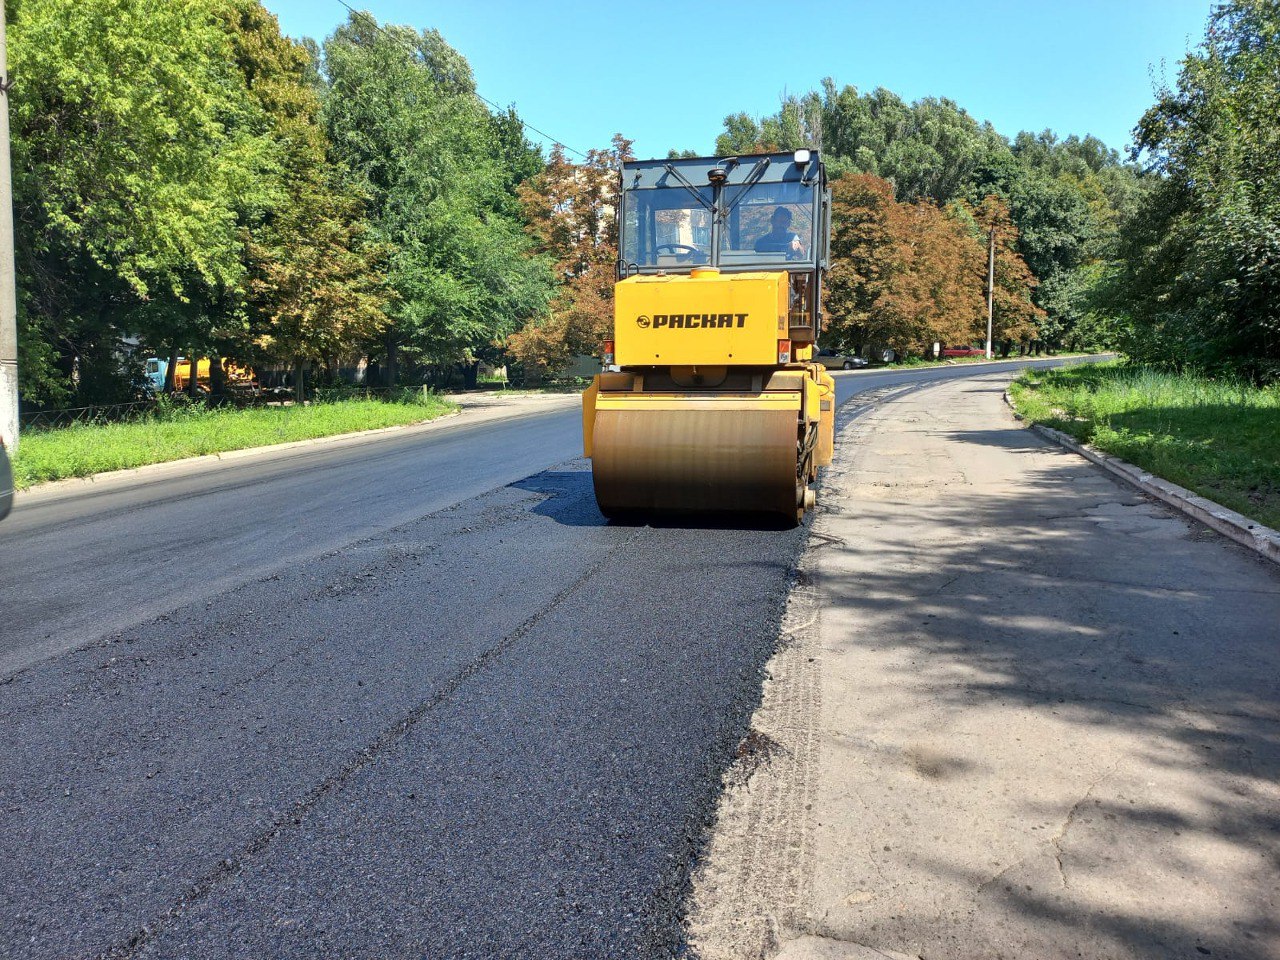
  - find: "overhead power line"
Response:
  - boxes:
[331,0,589,159]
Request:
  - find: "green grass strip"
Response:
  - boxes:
[12,395,457,490]
[1009,361,1280,529]
[880,351,1101,370]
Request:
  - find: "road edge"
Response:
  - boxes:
[18,394,586,501]
[1003,389,1280,566]
[15,409,473,497]
[879,350,1113,373]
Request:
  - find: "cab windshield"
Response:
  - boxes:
[718,179,816,266]
[621,186,714,268]
[619,166,818,272]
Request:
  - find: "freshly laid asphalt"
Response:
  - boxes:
[0,358,1091,960]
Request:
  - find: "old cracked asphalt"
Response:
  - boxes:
[0,359,1095,959]
[688,370,1280,960]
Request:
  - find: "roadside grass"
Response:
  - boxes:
[880,350,1102,370]
[1009,361,1280,529]
[12,393,457,489]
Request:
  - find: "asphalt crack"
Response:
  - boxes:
[1048,761,1119,889]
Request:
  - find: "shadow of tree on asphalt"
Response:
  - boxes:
[813,424,1280,958]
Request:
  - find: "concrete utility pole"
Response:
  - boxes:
[0,5,18,453]
[984,225,995,361]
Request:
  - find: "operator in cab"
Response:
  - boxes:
[754,206,805,259]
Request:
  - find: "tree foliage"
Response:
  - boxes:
[11,0,1269,408]
[221,0,391,369]
[825,174,1039,357]
[320,13,553,380]
[8,1,557,403]
[10,0,278,399]
[507,136,634,372]
[963,195,1045,349]
[717,80,1141,352]
[1106,0,1280,379]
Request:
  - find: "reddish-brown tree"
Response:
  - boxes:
[963,196,1045,352]
[824,174,896,350]
[825,173,984,357]
[507,135,634,372]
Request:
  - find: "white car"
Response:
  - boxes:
[814,348,868,370]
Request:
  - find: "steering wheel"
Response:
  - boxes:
[654,243,705,264]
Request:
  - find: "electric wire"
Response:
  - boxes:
[331,0,590,159]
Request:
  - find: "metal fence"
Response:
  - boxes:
[20,400,158,431]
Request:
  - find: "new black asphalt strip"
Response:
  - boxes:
[0,359,1091,959]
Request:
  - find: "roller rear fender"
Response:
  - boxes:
[582,376,600,459]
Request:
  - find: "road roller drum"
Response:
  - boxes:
[592,401,802,518]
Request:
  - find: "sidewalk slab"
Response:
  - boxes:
[688,371,1280,960]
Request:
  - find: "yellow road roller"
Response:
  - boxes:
[582,150,836,523]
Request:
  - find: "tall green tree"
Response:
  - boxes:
[1008,131,1141,349]
[719,81,1012,203]
[9,0,277,400]
[320,13,552,384]
[220,0,391,384]
[1109,0,1280,378]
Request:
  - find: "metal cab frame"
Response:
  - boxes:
[616,151,831,342]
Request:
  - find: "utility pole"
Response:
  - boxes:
[0,4,18,453]
[984,225,995,361]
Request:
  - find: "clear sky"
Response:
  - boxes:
[262,0,1213,161]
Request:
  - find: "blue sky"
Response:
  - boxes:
[263,0,1213,161]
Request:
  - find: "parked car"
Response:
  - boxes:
[942,345,986,358]
[815,348,869,370]
[0,440,13,521]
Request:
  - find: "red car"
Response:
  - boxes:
[942,345,986,357]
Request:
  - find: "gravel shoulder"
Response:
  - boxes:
[687,371,1280,960]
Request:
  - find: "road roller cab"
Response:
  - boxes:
[583,151,835,524]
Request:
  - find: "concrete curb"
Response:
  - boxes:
[1004,390,1280,567]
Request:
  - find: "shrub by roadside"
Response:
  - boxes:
[12,394,457,489]
[1009,362,1280,528]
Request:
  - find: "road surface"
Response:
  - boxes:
[0,358,1093,960]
